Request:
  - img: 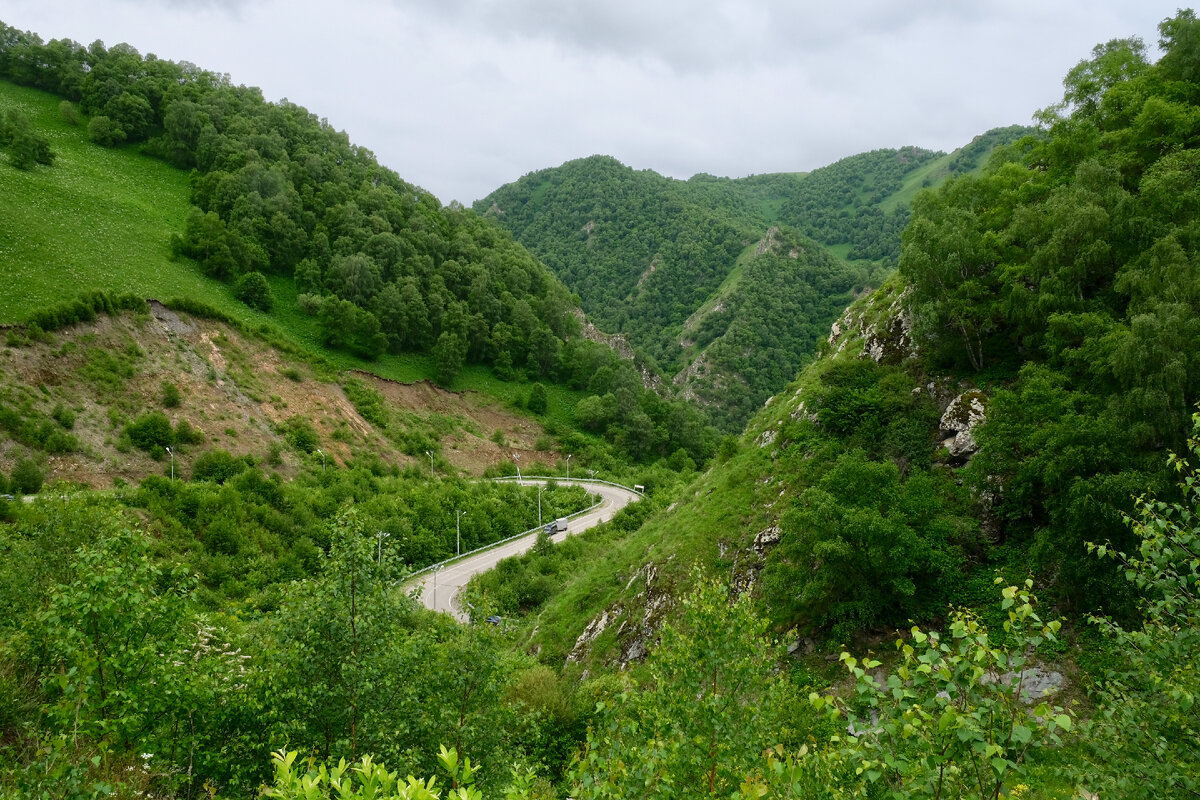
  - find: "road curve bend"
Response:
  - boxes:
[407,479,641,621]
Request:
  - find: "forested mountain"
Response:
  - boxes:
[0,22,571,369]
[774,145,943,261]
[514,17,1200,664]
[0,21,717,464]
[477,133,1028,431]
[473,14,1200,796]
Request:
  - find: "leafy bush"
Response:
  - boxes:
[527,383,548,415]
[234,271,274,312]
[86,114,125,146]
[161,381,181,408]
[125,412,174,452]
[11,457,44,494]
[173,419,205,445]
[284,416,319,454]
[50,403,76,430]
[1080,412,1200,796]
[191,449,248,484]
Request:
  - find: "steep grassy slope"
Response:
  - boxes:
[0,81,222,321]
[0,28,639,447]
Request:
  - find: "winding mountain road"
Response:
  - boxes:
[406,479,641,621]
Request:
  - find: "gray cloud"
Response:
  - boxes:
[0,0,1178,204]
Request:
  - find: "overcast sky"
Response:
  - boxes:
[0,0,1179,204]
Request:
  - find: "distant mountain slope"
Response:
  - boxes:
[478,155,757,364]
[493,26,1200,670]
[774,145,944,262]
[476,133,1029,431]
[478,157,880,430]
[671,226,861,429]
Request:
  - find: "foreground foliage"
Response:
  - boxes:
[1079,411,1200,796]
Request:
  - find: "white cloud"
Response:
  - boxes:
[0,0,1177,203]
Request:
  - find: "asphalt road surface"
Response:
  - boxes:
[407,480,641,621]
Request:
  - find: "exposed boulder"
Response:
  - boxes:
[980,667,1065,704]
[731,525,781,597]
[939,390,987,462]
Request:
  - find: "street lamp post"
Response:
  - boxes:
[426,450,434,474]
[376,530,390,565]
[538,486,544,527]
[513,452,521,484]
[165,446,173,481]
[566,453,572,481]
[317,448,326,472]
[455,509,466,557]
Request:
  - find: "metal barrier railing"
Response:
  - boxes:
[405,477,642,580]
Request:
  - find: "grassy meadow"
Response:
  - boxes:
[0,81,241,321]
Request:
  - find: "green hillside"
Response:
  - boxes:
[0,24,717,466]
[477,157,879,431]
[2,9,1199,800]
[0,81,220,321]
[472,20,1200,796]
[476,135,1028,433]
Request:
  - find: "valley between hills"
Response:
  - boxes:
[0,11,1198,799]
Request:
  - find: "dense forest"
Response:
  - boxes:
[476,132,1028,432]
[478,155,760,367]
[477,157,888,430]
[774,145,942,261]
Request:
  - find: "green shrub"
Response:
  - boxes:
[58,100,78,126]
[234,271,274,312]
[284,417,319,454]
[12,458,44,494]
[50,404,76,430]
[125,412,174,453]
[161,381,181,408]
[87,115,125,146]
[173,419,205,445]
[527,382,548,415]
[192,449,247,485]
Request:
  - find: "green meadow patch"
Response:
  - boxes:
[0,80,238,322]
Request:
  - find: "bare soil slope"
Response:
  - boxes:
[0,304,559,487]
